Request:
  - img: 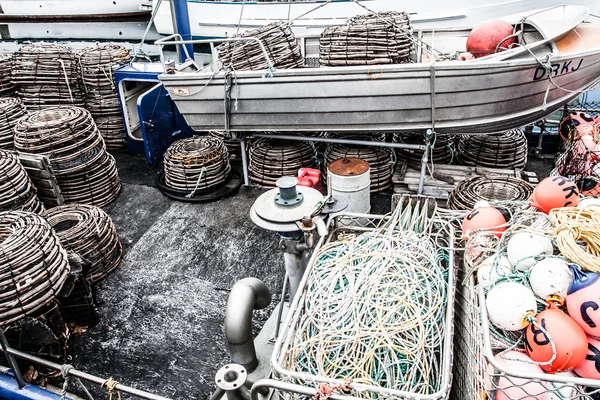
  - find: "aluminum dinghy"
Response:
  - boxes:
[157,6,600,135]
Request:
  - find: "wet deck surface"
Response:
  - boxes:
[70,151,393,399]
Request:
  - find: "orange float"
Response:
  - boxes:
[529,176,579,213]
[462,206,506,238]
[466,20,516,58]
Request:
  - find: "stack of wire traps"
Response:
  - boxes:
[457,129,528,169]
[393,132,455,164]
[0,211,70,325]
[217,21,304,70]
[249,137,316,187]
[44,204,122,283]
[0,150,44,213]
[163,136,231,191]
[209,131,241,158]
[0,54,16,96]
[12,43,84,110]
[14,106,121,207]
[324,139,394,192]
[0,97,26,149]
[320,11,413,66]
[79,44,131,149]
[447,175,534,210]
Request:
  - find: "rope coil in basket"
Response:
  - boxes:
[0,97,26,150]
[43,204,122,283]
[12,43,84,110]
[249,137,317,187]
[457,129,528,169]
[448,176,534,210]
[0,211,70,325]
[550,207,600,273]
[217,21,304,70]
[320,11,414,67]
[0,150,44,214]
[79,44,131,149]
[14,107,121,207]
[163,136,232,193]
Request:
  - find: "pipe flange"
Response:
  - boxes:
[215,364,247,391]
[274,191,303,206]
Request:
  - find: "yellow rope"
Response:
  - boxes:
[102,378,121,400]
[550,206,600,273]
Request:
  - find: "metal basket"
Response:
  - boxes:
[269,212,457,399]
[451,266,600,400]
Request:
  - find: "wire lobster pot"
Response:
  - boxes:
[270,211,456,399]
[451,266,600,400]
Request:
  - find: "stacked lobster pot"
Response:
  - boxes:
[14,107,121,207]
[79,44,131,149]
[12,43,84,110]
[0,150,44,213]
[0,54,16,96]
[0,97,26,150]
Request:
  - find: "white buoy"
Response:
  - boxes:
[477,255,512,289]
[507,232,553,271]
[486,282,536,331]
[528,258,572,299]
[328,158,370,214]
[474,200,491,209]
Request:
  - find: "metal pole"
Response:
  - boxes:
[240,136,250,186]
[171,0,194,63]
[251,133,427,151]
[168,0,182,64]
[418,130,432,195]
[0,329,25,389]
[250,379,355,400]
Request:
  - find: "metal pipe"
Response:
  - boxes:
[240,137,249,186]
[171,0,194,62]
[270,272,288,342]
[167,0,182,63]
[250,379,355,400]
[418,130,431,195]
[281,240,308,301]
[225,278,272,372]
[0,330,25,389]
[250,133,427,151]
[3,347,171,400]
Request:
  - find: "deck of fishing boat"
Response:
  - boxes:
[61,148,552,399]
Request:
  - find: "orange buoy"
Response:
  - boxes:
[466,20,516,58]
[462,206,506,238]
[525,302,588,373]
[529,176,579,213]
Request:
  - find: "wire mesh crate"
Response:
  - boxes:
[451,266,600,400]
[269,211,456,399]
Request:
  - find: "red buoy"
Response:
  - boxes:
[466,20,516,58]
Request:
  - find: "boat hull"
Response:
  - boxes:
[153,0,600,38]
[0,0,149,18]
[158,51,600,134]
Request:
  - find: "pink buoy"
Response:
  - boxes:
[566,265,600,337]
[574,336,600,380]
[486,351,546,400]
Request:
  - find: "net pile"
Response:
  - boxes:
[0,211,70,325]
[217,21,304,70]
[0,54,16,96]
[324,143,394,192]
[44,205,122,283]
[394,132,455,164]
[12,43,84,110]
[79,44,131,149]
[457,129,528,169]
[447,176,534,210]
[163,136,231,193]
[209,130,241,158]
[14,107,121,207]
[0,97,26,150]
[0,150,44,213]
[286,206,448,396]
[249,138,316,187]
[320,11,413,66]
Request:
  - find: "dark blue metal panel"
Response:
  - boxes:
[172,0,194,62]
[0,371,66,400]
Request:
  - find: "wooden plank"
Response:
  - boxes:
[22,168,52,179]
[17,153,50,169]
[37,197,64,207]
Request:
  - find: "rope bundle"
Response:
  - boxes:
[325,143,394,192]
[217,21,304,70]
[14,107,121,207]
[12,43,84,110]
[393,132,455,164]
[249,138,316,187]
[79,44,131,149]
[448,176,534,210]
[0,211,70,325]
[457,129,528,169]
[320,12,413,66]
[209,130,241,158]
[286,211,448,395]
[0,97,26,150]
[44,204,122,283]
[0,150,44,213]
[0,54,16,96]
[163,136,231,192]
[550,207,600,273]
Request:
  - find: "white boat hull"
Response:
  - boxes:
[0,0,147,17]
[153,0,600,38]
[0,21,161,41]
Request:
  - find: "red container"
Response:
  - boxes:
[297,168,322,192]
